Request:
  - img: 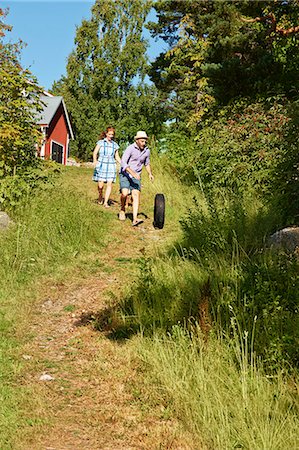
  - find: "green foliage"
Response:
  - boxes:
[193,101,288,193]
[52,0,165,160]
[0,9,43,177]
[162,97,299,229]
[140,330,299,449]
[180,194,299,369]
[241,253,299,368]
[150,0,299,126]
[122,256,209,331]
[121,184,298,369]
[0,161,60,210]
[269,99,299,223]
[0,8,56,210]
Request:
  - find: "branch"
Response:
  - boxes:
[240,12,299,35]
[277,25,299,35]
[240,13,276,25]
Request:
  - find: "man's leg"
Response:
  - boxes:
[131,189,140,224]
[119,188,129,220]
[98,181,104,204]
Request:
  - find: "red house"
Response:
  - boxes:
[36,92,74,165]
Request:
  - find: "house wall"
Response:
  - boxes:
[44,104,70,165]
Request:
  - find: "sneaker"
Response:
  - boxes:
[119,211,126,221]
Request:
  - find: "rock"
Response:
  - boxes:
[66,157,80,167]
[268,226,299,253]
[42,298,54,308]
[0,212,13,230]
[39,373,55,381]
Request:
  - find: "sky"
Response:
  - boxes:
[2,1,165,91]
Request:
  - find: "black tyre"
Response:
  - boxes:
[154,193,165,229]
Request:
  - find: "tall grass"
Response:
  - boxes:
[139,327,299,450]
[0,169,110,448]
[146,143,199,233]
[121,186,299,369]
[0,179,108,297]
[122,256,209,331]
[118,181,298,447]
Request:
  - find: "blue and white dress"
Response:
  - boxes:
[92,139,119,183]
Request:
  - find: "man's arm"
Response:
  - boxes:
[126,167,140,180]
[145,164,154,182]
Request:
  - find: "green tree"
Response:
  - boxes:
[149,0,299,127]
[53,0,164,160]
[0,8,42,177]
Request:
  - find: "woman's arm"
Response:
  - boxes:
[93,143,100,166]
[114,150,121,165]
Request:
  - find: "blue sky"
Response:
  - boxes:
[2,1,165,91]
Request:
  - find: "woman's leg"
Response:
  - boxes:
[103,181,113,207]
[98,181,104,204]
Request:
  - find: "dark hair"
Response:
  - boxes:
[99,126,115,140]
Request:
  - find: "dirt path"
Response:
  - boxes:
[19,186,194,449]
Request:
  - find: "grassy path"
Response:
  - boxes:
[16,167,196,449]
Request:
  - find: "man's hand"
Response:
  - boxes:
[126,168,140,180]
[149,174,154,182]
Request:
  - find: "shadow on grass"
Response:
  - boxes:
[73,305,139,341]
[116,212,149,222]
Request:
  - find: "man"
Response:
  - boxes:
[119,131,154,226]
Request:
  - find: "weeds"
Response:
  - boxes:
[139,327,299,450]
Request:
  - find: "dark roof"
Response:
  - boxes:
[36,95,74,139]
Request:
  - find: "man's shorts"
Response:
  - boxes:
[119,172,141,192]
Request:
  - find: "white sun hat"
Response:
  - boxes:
[134,131,148,140]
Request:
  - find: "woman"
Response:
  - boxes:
[92,127,121,207]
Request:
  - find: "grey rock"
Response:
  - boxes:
[0,211,13,230]
[268,226,299,253]
[39,373,55,381]
[42,298,54,308]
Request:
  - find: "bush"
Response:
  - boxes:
[0,161,60,209]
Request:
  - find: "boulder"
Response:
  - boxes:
[0,211,13,230]
[268,226,299,253]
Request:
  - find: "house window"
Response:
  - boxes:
[51,141,64,164]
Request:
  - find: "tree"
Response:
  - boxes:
[53,0,165,160]
[0,7,42,177]
[149,0,299,127]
